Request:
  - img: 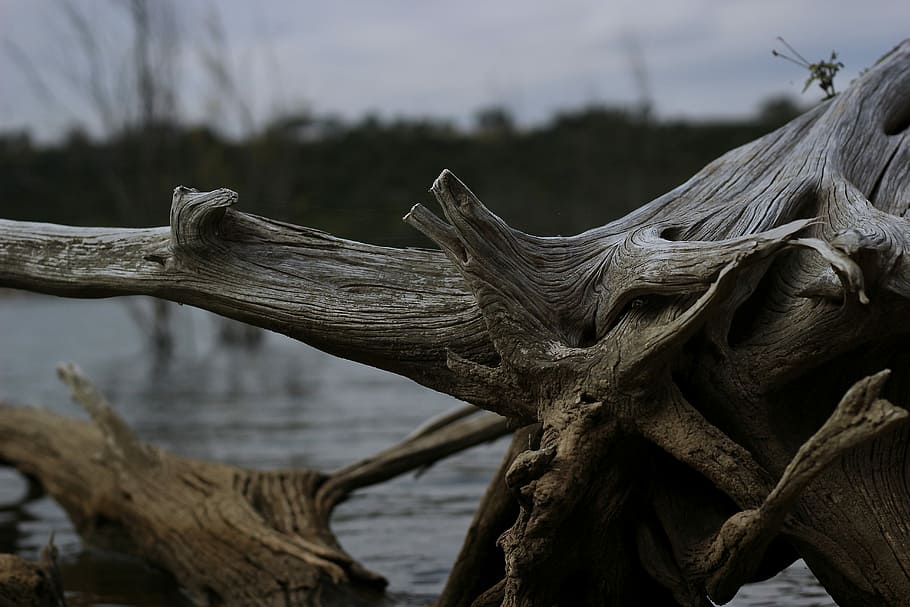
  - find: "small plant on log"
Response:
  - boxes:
[773,37,844,99]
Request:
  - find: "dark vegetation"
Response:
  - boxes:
[0,99,803,245]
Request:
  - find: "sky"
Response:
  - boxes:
[0,0,908,142]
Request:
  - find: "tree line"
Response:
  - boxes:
[0,99,802,246]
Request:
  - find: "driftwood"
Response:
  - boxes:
[0,365,507,606]
[2,39,910,607]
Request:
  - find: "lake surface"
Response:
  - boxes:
[0,295,836,606]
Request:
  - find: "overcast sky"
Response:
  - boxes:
[1,0,908,141]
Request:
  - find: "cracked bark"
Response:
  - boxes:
[2,38,910,607]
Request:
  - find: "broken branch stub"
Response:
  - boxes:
[169,186,237,251]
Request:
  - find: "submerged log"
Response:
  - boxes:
[0,366,507,606]
[1,39,910,607]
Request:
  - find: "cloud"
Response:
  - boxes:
[1,0,907,140]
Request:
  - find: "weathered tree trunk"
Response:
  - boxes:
[2,39,910,607]
[0,366,507,606]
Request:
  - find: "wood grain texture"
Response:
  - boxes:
[0,542,65,607]
[2,38,910,607]
[0,366,508,606]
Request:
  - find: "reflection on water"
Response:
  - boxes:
[0,295,835,606]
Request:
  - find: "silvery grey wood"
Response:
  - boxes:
[2,38,910,607]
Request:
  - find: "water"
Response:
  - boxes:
[0,295,836,606]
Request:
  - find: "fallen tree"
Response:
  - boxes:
[1,39,910,607]
[0,365,507,605]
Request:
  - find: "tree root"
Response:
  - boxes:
[686,371,906,603]
[405,68,910,602]
[435,424,539,607]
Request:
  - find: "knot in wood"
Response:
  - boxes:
[169,186,238,250]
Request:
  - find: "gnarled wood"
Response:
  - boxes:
[435,424,539,607]
[0,365,508,606]
[2,38,910,607]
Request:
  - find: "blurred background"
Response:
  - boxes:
[1,1,908,606]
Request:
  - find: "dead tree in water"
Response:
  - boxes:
[0,366,507,606]
[2,40,910,607]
